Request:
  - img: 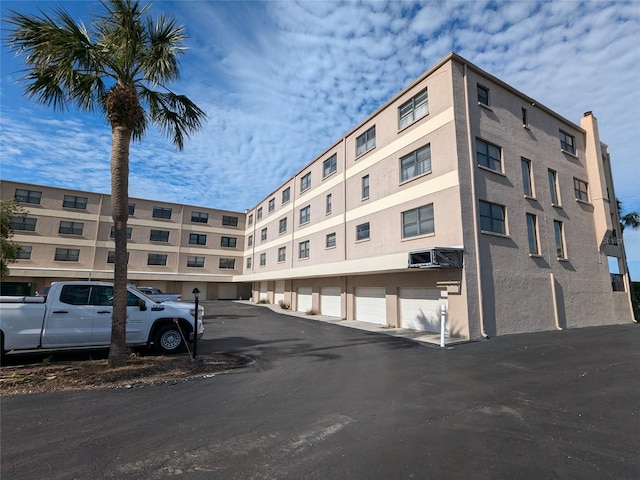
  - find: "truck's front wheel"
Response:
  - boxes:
[154,324,185,354]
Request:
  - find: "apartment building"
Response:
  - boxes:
[2,53,634,339]
[1,180,251,301]
[241,52,634,339]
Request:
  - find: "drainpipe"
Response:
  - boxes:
[549,272,563,330]
[462,62,488,338]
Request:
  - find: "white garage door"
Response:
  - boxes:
[355,287,386,325]
[297,287,313,312]
[320,287,341,318]
[218,283,237,300]
[274,280,285,305]
[259,282,268,302]
[400,288,446,332]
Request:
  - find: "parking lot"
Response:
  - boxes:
[2,301,639,479]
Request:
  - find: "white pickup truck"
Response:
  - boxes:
[0,281,204,357]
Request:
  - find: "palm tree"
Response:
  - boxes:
[6,0,206,366]
[617,200,640,233]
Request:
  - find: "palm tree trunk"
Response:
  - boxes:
[109,125,131,367]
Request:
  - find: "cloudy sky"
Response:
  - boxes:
[1,0,639,276]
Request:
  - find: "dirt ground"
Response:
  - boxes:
[0,353,252,396]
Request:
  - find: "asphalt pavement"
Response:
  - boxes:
[1,301,638,479]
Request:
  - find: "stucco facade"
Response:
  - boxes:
[2,53,634,339]
[241,53,634,339]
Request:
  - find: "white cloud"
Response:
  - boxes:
[1,0,639,273]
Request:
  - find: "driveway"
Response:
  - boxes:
[1,301,638,479]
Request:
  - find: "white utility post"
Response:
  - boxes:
[440,304,447,348]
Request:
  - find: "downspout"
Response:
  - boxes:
[549,272,563,330]
[462,62,488,338]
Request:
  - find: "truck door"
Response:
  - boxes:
[88,286,149,344]
[42,285,93,347]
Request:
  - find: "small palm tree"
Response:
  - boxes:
[617,200,640,233]
[6,0,206,366]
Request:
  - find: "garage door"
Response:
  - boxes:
[274,280,285,305]
[259,282,268,302]
[399,288,446,332]
[218,283,237,300]
[355,287,386,325]
[320,287,341,318]
[297,287,312,312]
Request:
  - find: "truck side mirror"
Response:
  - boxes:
[138,299,147,311]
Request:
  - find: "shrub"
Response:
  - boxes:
[258,299,269,304]
[278,300,290,310]
[306,309,319,315]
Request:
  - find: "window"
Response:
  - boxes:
[301,172,311,192]
[477,84,490,106]
[362,175,370,200]
[522,107,528,127]
[326,194,332,214]
[17,246,32,259]
[257,207,263,220]
[153,207,172,219]
[326,232,336,248]
[219,258,235,269]
[402,204,434,238]
[188,256,205,268]
[521,158,533,197]
[14,189,41,204]
[400,144,431,182]
[248,214,253,226]
[221,236,237,248]
[574,178,589,202]
[148,253,167,266]
[59,221,84,235]
[222,215,238,226]
[399,89,428,129]
[323,154,337,178]
[55,248,80,262]
[59,285,90,305]
[248,235,253,247]
[356,222,370,241]
[299,240,310,259]
[259,253,266,266]
[107,251,130,263]
[526,214,539,254]
[128,203,136,216]
[10,217,37,231]
[548,169,560,206]
[479,200,506,234]
[278,247,286,263]
[110,226,132,239]
[246,257,252,269]
[191,211,208,223]
[261,228,267,242]
[62,195,88,209]
[282,187,291,204]
[150,230,170,242]
[279,217,287,234]
[300,205,311,225]
[189,233,207,245]
[476,138,502,172]
[554,220,566,259]
[356,126,376,156]
[559,130,575,154]
[268,198,275,213]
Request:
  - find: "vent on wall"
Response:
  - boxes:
[408,248,464,269]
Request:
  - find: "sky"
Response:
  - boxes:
[1,0,639,277]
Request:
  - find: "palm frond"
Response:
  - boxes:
[6,7,106,111]
[140,87,206,150]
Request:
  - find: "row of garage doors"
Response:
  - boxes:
[296,287,446,333]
